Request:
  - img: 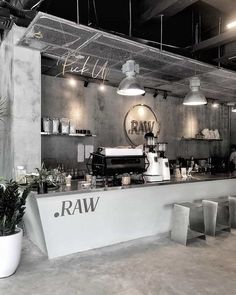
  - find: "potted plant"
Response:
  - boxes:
[0,180,31,278]
[32,163,61,194]
[33,162,51,194]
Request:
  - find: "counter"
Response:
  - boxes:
[24,174,236,259]
[34,173,235,197]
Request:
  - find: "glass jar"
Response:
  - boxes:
[60,118,70,134]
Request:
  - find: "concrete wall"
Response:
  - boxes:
[41,75,230,168]
[0,25,41,178]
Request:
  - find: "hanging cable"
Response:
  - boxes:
[129,0,132,37]
[76,0,79,24]
[218,17,221,68]
[160,14,163,51]
[92,0,98,27]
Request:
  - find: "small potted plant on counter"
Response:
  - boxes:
[33,162,51,194]
[32,163,61,194]
[0,180,31,278]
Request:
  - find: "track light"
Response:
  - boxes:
[212,101,219,108]
[84,81,89,87]
[163,91,168,100]
[117,60,145,96]
[153,90,159,98]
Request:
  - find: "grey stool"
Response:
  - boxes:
[202,198,230,236]
[171,202,206,245]
[228,195,236,228]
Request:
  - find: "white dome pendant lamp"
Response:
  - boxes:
[183,76,207,106]
[117,60,145,96]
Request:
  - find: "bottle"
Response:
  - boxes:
[190,156,195,169]
[65,174,72,186]
[15,166,27,184]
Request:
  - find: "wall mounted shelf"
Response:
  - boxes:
[41,132,96,137]
[181,137,222,141]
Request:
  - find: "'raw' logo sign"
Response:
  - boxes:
[54,197,100,218]
[124,104,160,146]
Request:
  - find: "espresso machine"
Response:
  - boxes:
[143,133,170,182]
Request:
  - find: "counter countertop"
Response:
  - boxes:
[33,173,236,198]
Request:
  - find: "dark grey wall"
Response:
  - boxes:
[41,75,230,169]
[231,112,236,146]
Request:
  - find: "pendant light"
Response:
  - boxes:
[183,76,207,106]
[117,60,145,96]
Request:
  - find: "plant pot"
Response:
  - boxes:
[0,228,23,278]
[37,181,48,194]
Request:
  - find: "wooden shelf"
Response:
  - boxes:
[41,132,96,137]
[181,137,222,142]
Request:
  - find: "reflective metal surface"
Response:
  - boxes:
[203,199,231,236]
[171,202,205,245]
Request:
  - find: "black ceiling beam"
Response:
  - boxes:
[140,0,198,24]
[192,28,236,52]
[202,0,236,13]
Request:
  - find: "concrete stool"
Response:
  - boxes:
[228,195,236,228]
[171,202,206,245]
[202,198,231,236]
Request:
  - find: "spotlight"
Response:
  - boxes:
[163,91,168,100]
[84,81,89,88]
[226,20,236,29]
[212,102,219,108]
[69,78,76,87]
[99,84,105,91]
[153,90,159,98]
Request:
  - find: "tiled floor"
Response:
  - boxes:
[1,230,236,295]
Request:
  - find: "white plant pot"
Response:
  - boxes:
[0,228,23,278]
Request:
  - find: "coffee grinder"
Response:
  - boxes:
[156,142,170,181]
[143,133,162,182]
[143,133,170,182]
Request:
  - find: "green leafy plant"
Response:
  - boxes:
[33,162,52,184]
[0,180,31,236]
